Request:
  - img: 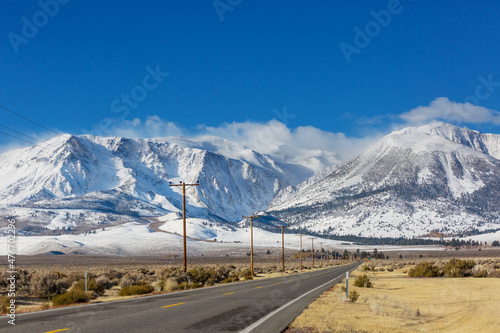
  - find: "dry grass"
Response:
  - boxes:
[288,258,500,333]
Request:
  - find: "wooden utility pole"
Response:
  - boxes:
[280,226,287,272]
[243,215,260,277]
[309,237,316,268]
[318,242,324,267]
[295,234,304,270]
[326,245,330,266]
[169,181,199,272]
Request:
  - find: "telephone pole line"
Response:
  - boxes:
[318,242,324,267]
[169,180,199,272]
[243,214,260,277]
[309,237,316,268]
[280,226,287,272]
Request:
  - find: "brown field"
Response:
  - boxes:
[287,257,500,333]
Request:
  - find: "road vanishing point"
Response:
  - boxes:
[3,263,359,333]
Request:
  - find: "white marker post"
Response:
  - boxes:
[346,271,349,298]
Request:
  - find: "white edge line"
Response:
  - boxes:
[239,264,359,333]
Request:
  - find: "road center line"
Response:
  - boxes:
[239,267,356,333]
[255,286,263,289]
[44,329,69,333]
[162,302,186,308]
[223,292,235,295]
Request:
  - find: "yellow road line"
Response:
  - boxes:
[275,282,281,284]
[44,329,69,333]
[162,302,186,308]
[255,286,263,289]
[223,292,235,296]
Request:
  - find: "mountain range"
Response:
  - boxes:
[1,122,500,239]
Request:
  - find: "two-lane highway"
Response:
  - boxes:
[2,263,359,333]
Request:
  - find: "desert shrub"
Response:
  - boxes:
[163,278,179,292]
[443,259,475,278]
[354,274,373,288]
[188,267,216,287]
[348,290,359,303]
[52,289,88,306]
[473,270,488,278]
[223,276,239,283]
[408,262,441,277]
[0,296,10,314]
[161,268,189,284]
[73,277,106,296]
[120,273,144,287]
[14,269,32,296]
[119,284,154,296]
[65,271,84,284]
[402,305,420,318]
[489,270,500,278]
[361,265,372,271]
[177,281,198,290]
[31,271,70,299]
[151,279,164,292]
[370,300,386,315]
[95,275,113,289]
[239,269,253,280]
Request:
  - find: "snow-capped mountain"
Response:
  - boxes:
[0,134,319,230]
[268,122,500,238]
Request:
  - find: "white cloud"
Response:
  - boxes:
[91,115,184,138]
[88,116,379,165]
[400,97,500,125]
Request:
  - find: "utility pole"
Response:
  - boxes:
[309,237,316,269]
[243,215,260,277]
[169,180,199,272]
[295,234,304,270]
[326,245,330,266]
[280,226,287,272]
[318,242,324,267]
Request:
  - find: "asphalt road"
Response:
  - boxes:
[2,263,359,333]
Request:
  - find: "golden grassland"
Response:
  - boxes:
[288,258,500,333]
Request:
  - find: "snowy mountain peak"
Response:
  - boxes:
[268,122,500,238]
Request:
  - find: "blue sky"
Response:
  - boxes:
[2,0,500,156]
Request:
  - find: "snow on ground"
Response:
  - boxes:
[0,213,447,256]
[463,230,500,244]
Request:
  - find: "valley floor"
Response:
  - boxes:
[286,257,500,333]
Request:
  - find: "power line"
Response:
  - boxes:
[0,104,119,160]
[0,104,148,174]
[0,130,38,146]
[0,124,58,148]
[0,128,119,172]
[0,104,61,135]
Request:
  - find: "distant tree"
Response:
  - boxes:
[266,250,271,255]
[492,240,500,247]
